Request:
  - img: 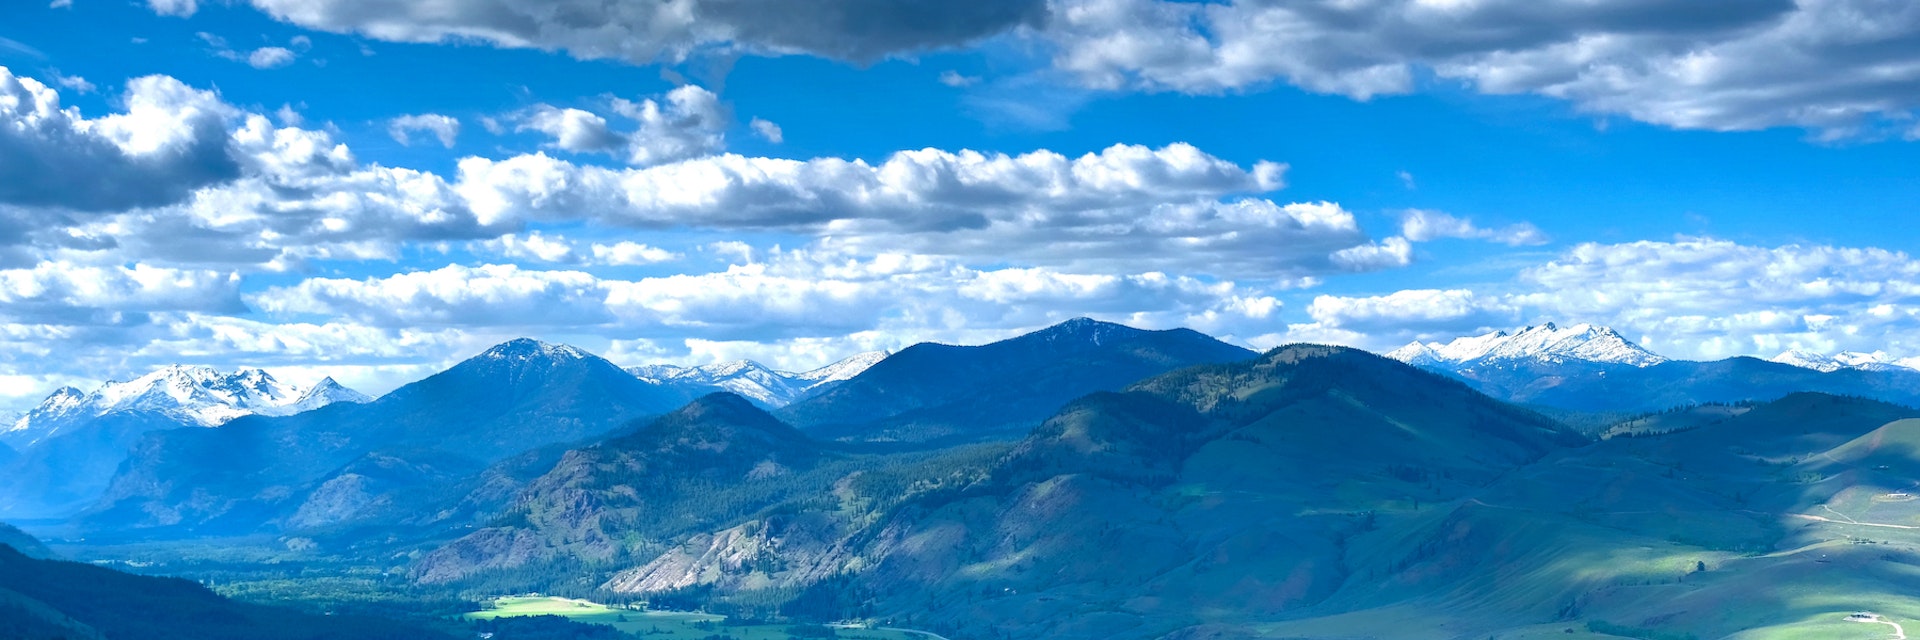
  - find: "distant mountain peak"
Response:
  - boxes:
[627,351,890,409]
[1769,349,1920,373]
[289,377,374,412]
[1027,317,1142,346]
[480,338,590,361]
[3,367,371,448]
[792,350,890,384]
[1388,323,1668,369]
[681,391,763,415]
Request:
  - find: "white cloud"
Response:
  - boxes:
[445,144,1392,280]
[250,254,1287,348]
[521,106,623,153]
[148,0,196,17]
[50,72,92,93]
[1401,210,1548,246]
[247,47,298,69]
[275,103,304,127]
[940,70,982,87]
[1330,237,1413,271]
[474,232,682,266]
[749,117,783,144]
[1305,289,1516,335]
[0,261,244,325]
[1291,238,1920,359]
[1044,0,1920,137]
[388,113,461,148]
[516,85,727,165]
[591,241,679,265]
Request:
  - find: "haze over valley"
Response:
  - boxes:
[6,0,1920,637]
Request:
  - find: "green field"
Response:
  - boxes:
[466,596,943,640]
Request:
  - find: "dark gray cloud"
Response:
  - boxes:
[0,70,240,213]
[243,0,1046,63]
[1048,0,1920,136]
[696,0,1047,60]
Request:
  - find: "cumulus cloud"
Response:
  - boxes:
[749,117,782,143]
[250,254,1286,345]
[1291,238,1920,360]
[1305,289,1516,335]
[940,70,982,87]
[1330,237,1413,271]
[12,67,1387,281]
[148,0,196,17]
[234,0,1047,63]
[475,232,681,266]
[446,143,1392,280]
[1401,210,1548,246]
[1045,0,1920,137]
[388,113,461,148]
[0,261,245,325]
[0,67,240,213]
[455,142,1285,229]
[247,46,298,69]
[519,85,727,165]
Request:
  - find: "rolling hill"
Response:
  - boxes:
[0,544,453,640]
[777,317,1257,443]
[581,345,1582,637]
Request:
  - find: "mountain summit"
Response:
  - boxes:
[1386,322,1667,369]
[628,351,889,408]
[1769,349,1920,373]
[779,317,1257,442]
[3,366,370,448]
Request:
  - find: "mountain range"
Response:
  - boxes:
[777,317,1258,442]
[11,318,1920,638]
[627,350,888,408]
[4,367,370,449]
[0,369,370,520]
[1770,348,1920,373]
[1390,323,1920,419]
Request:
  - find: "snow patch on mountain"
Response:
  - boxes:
[4,367,370,447]
[1769,350,1920,373]
[1387,323,1668,369]
[792,351,890,385]
[629,351,891,408]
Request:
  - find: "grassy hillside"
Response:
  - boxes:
[589,346,1585,637]
[0,544,455,640]
[1262,392,1920,639]
[0,522,52,559]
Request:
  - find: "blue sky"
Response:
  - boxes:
[2,0,1919,407]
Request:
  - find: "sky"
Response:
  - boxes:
[1,0,1919,408]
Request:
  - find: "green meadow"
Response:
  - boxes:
[466,596,943,640]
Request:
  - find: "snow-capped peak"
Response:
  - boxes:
[624,351,890,408]
[1769,349,1920,373]
[792,351,890,384]
[4,367,371,448]
[1383,342,1442,367]
[1387,323,1667,369]
[287,377,374,414]
[480,338,590,362]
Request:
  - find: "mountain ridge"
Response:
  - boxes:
[627,351,888,408]
[4,366,370,449]
[777,317,1258,442]
[1386,322,1667,368]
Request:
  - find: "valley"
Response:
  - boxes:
[7,320,1920,639]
